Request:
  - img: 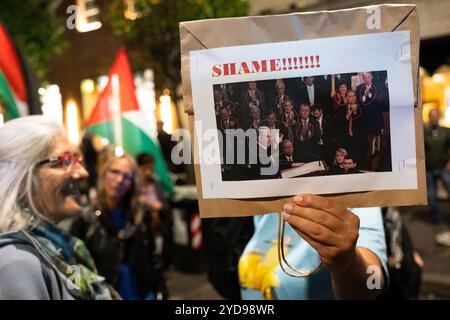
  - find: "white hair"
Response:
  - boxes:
[0,115,65,233]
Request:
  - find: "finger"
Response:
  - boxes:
[291,228,332,262]
[282,211,341,246]
[283,202,345,233]
[291,194,348,220]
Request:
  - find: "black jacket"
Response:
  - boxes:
[70,205,162,298]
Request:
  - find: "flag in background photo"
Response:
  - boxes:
[0,23,29,119]
[85,48,174,195]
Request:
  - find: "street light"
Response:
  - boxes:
[159,89,174,134]
[66,99,80,145]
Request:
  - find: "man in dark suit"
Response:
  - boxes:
[356,72,389,171]
[278,139,302,173]
[273,79,290,118]
[296,77,324,110]
[245,126,279,180]
[239,81,266,128]
[262,110,293,142]
[248,106,262,130]
[292,104,321,163]
[218,106,239,132]
[312,104,335,166]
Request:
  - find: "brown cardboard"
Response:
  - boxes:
[180,4,427,217]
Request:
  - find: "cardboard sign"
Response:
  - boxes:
[180,4,426,217]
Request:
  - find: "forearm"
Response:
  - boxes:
[331,247,384,300]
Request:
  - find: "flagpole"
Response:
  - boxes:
[111,74,123,155]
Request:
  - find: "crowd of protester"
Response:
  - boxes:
[213,72,391,180]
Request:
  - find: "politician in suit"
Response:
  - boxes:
[356,72,389,171]
[292,104,321,163]
[239,81,266,129]
[278,139,302,174]
[244,126,279,180]
[312,104,336,166]
[218,106,240,132]
[295,77,325,111]
[262,110,293,142]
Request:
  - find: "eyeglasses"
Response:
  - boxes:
[37,152,83,169]
[107,168,134,182]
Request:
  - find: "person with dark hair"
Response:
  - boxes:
[344,90,366,166]
[332,81,349,116]
[156,120,175,173]
[218,106,239,131]
[136,152,172,269]
[248,105,262,130]
[292,104,321,163]
[281,99,299,128]
[312,104,335,166]
[424,108,450,246]
[263,110,292,142]
[297,76,324,108]
[80,133,98,190]
[343,154,359,174]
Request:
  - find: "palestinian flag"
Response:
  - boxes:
[85,48,174,195]
[0,69,20,119]
[0,24,29,118]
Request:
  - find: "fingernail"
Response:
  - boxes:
[293,196,303,203]
[282,211,290,220]
[283,203,293,211]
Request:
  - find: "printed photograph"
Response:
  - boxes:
[213,71,391,181]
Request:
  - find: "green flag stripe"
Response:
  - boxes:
[0,69,20,120]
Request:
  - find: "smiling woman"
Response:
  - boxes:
[0,116,113,300]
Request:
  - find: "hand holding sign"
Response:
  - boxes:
[282,194,360,275]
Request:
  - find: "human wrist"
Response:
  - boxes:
[329,248,359,278]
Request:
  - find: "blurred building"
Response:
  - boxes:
[45,0,181,147]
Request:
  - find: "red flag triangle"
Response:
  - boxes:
[0,24,28,104]
[85,48,139,127]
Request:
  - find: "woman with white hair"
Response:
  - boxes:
[0,116,113,300]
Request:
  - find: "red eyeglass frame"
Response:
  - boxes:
[36,152,83,168]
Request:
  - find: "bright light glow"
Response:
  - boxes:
[101,137,109,146]
[110,74,123,149]
[76,0,102,33]
[445,107,450,125]
[0,113,4,128]
[115,146,124,157]
[159,92,173,134]
[40,85,63,125]
[81,79,95,94]
[432,74,446,83]
[135,69,157,137]
[124,0,142,20]
[97,75,108,91]
[445,87,450,127]
[66,100,80,145]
